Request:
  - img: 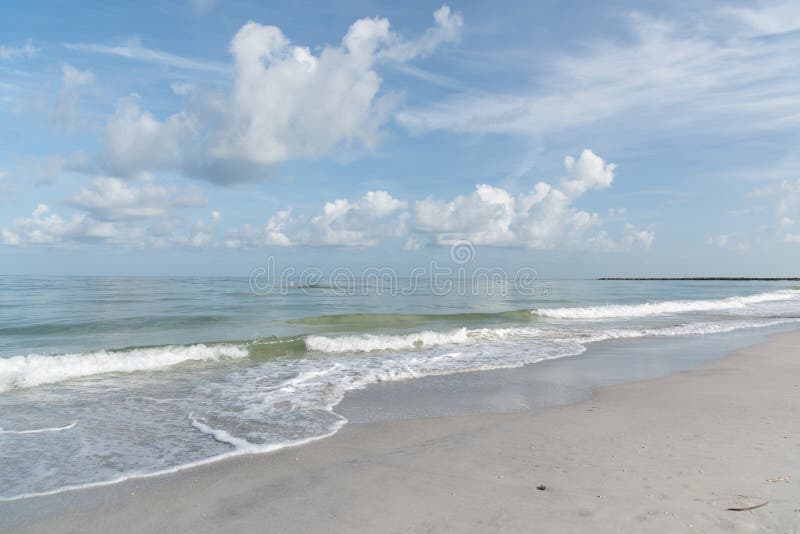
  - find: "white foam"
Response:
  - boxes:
[534,289,800,319]
[0,422,345,503]
[190,417,255,450]
[0,422,77,435]
[306,328,471,353]
[0,344,249,392]
[4,316,796,502]
[594,318,800,341]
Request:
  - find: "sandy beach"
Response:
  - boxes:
[3,330,799,533]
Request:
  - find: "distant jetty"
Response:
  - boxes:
[598,277,800,281]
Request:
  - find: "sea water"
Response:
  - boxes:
[1,276,799,499]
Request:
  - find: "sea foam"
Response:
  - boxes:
[0,344,248,392]
[534,289,800,320]
[306,328,471,353]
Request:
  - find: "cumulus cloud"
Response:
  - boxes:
[104,95,197,176]
[561,149,615,196]
[1,168,215,249]
[415,184,516,245]
[93,7,461,182]
[754,178,800,244]
[412,149,624,249]
[1,204,111,246]
[309,191,408,246]
[211,6,461,166]
[225,210,294,249]
[225,150,652,251]
[225,191,408,248]
[69,176,206,220]
[4,151,650,252]
[2,201,215,249]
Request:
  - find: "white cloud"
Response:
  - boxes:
[91,7,461,181]
[397,10,800,139]
[561,149,615,197]
[61,63,94,89]
[759,178,800,244]
[225,150,651,251]
[69,176,206,220]
[379,6,463,62]
[310,190,408,246]
[211,210,221,222]
[104,95,197,176]
[415,184,516,245]
[225,191,408,248]
[2,200,214,249]
[0,40,36,60]
[225,210,294,249]
[412,149,625,249]
[65,38,224,72]
[1,204,109,246]
[622,223,654,250]
[211,6,462,165]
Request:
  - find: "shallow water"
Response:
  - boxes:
[1,276,799,499]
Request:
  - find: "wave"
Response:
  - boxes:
[596,318,800,341]
[3,316,797,501]
[534,289,800,320]
[306,328,472,353]
[0,344,248,393]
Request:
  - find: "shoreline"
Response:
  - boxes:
[3,329,800,532]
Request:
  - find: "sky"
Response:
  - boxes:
[1,0,799,277]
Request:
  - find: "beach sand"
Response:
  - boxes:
[3,331,799,533]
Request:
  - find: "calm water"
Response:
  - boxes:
[1,276,799,499]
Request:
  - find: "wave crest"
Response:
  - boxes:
[534,289,799,319]
[306,328,471,353]
[0,344,249,393]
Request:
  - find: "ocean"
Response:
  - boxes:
[1,276,799,500]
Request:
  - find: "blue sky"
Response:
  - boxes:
[1,0,799,276]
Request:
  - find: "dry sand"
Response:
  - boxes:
[3,331,799,533]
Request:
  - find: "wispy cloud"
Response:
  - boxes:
[0,39,37,60]
[721,0,800,37]
[397,9,800,140]
[64,38,225,72]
